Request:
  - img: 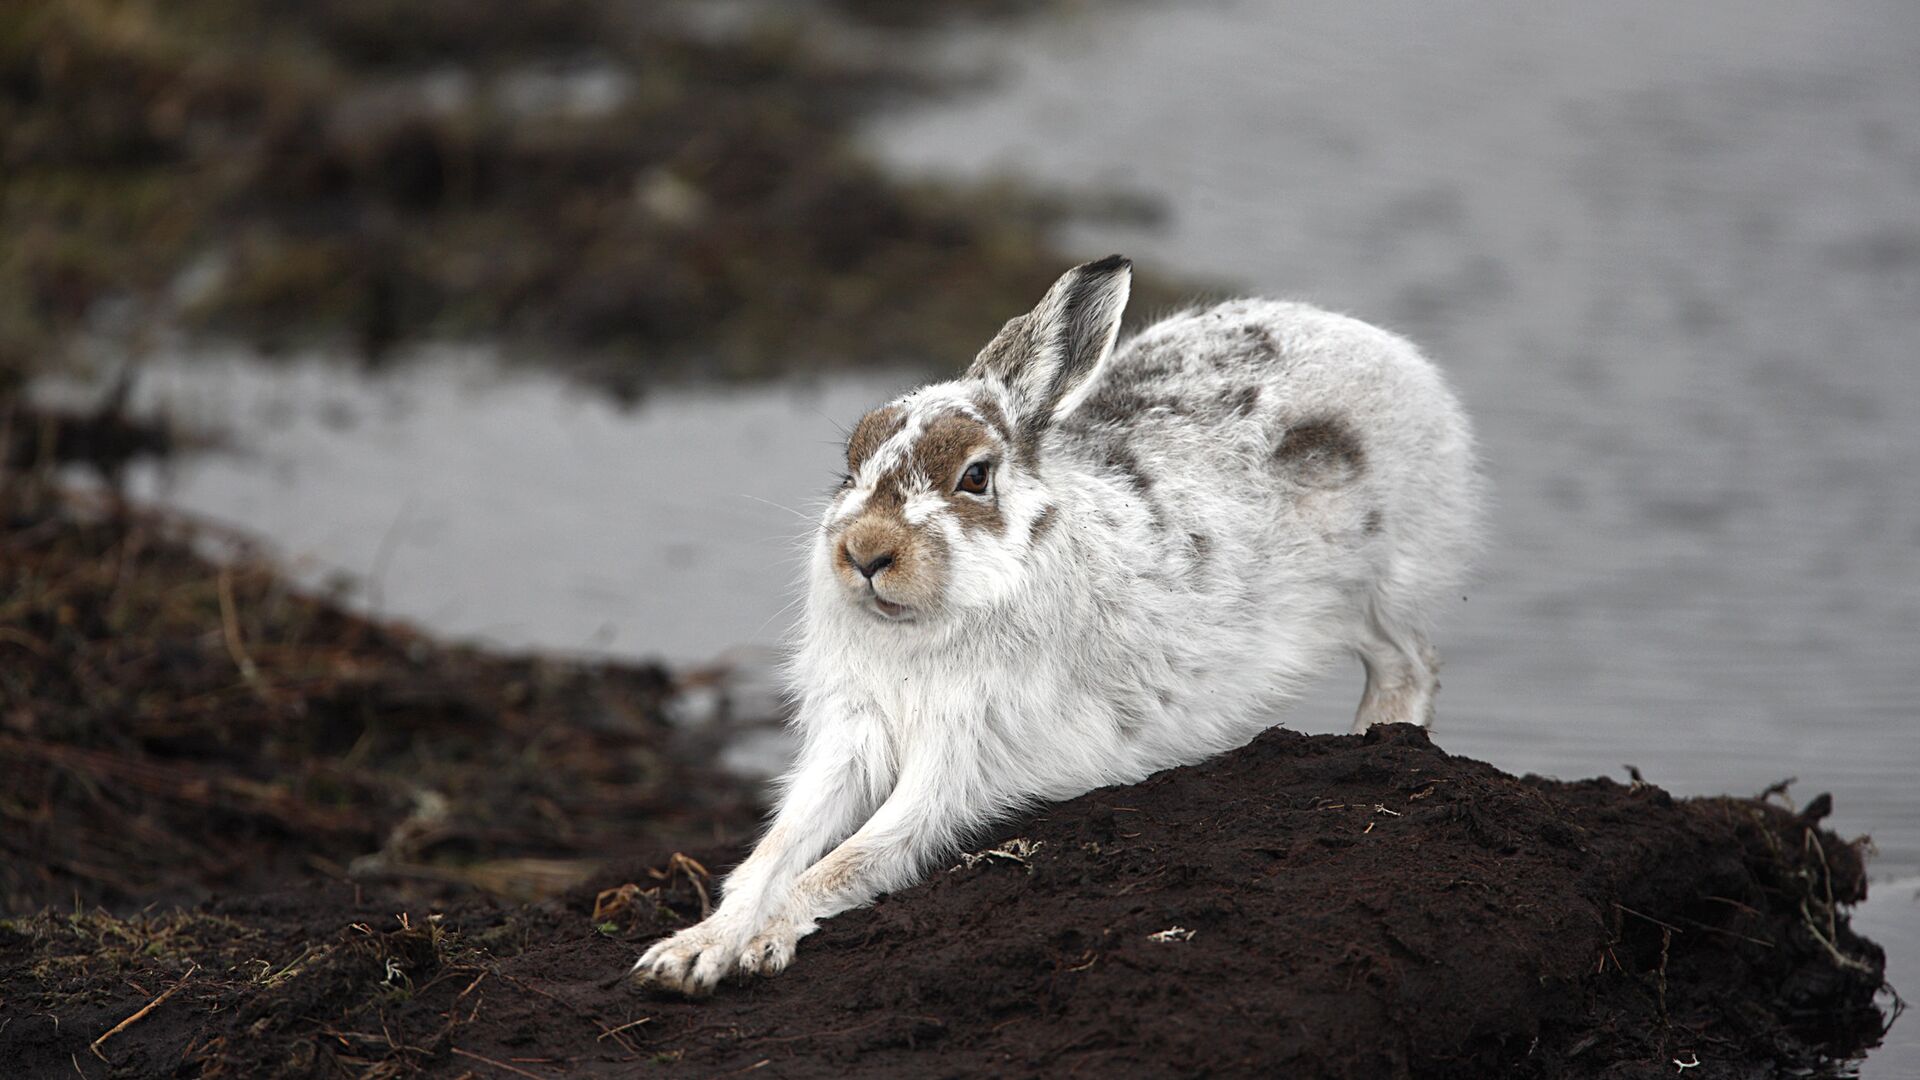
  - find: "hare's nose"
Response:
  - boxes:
[843,544,895,580]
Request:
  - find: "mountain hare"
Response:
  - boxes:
[634,256,1482,994]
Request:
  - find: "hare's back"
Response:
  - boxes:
[1068,299,1466,474]
[1054,298,1477,591]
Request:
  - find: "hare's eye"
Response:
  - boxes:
[957,460,992,496]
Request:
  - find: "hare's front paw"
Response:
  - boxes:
[737,915,804,977]
[631,918,750,995]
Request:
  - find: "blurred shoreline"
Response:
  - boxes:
[1,0,1181,398]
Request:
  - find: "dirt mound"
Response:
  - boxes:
[0,725,1888,1079]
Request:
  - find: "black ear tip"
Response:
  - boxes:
[1082,254,1132,275]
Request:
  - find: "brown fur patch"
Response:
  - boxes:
[846,406,906,472]
[907,412,1004,534]
[1273,417,1366,487]
[947,493,1004,533]
[840,517,911,573]
[800,847,866,898]
[912,413,993,484]
[830,479,952,612]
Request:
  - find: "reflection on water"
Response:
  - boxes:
[867,0,1920,1067]
[1855,878,1920,1069]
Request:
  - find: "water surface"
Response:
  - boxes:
[77,348,911,668]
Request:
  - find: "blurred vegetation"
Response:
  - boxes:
[826,0,1064,28]
[1,0,1177,393]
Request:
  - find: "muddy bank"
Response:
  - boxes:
[1,0,1184,391]
[0,453,762,916]
[1,723,1888,1078]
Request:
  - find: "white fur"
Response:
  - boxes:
[633,258,1484,994]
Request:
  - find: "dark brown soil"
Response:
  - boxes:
[0,723,1889,1079]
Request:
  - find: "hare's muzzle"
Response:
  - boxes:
[834,516,927,620]
[840,527,900,583]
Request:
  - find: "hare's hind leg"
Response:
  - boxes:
[1349,596,1440,732]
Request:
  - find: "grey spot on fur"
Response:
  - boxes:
[1029,505,1058,544]
[1273,417,1366,487]
[983,704,1011,741]
[1071,386,1192,430]
[1239,323,1280,357]
[1102,445,1167,534]
[1112,695,1149,738]
[1228,385,1261,417]
[1121,341,1182,381]
[972,391,1013,445]
[1186,531,1212,582]
[1363,508,1385,536]
[1105,446,1155,496]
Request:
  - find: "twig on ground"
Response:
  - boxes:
[648,853,713,917]
[450,1046,550,1080]
[217,567,261,690]
[90,963,197,1060]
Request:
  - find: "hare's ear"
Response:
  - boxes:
[969,255,1131,436]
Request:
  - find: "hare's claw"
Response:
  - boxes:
[630,912,806,994]
[738,917,800,977]
[631,919,747,996]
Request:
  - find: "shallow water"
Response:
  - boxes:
[47,0,1920,1068]
[57,347,913,669]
